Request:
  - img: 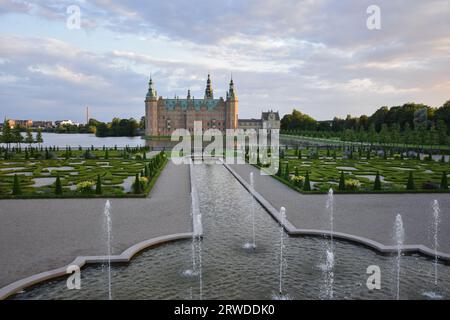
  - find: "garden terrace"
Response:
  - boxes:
[0,147,167,199]
[254,146,450,194]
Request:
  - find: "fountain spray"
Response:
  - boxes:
[394,214,404,300]
[104,200,112,300]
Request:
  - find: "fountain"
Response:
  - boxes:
[243,172,256,250]
[272,207,290,300]
[323,188,334,299]
[183,163,203,300]
[103,200,112,300]
[394,213,404,300]
[432,200,440,286]
[423,200,443,299]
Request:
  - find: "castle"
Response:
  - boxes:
[145,74,238,136]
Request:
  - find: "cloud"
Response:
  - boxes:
[0,0,449,121]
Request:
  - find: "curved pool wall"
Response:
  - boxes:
[10,163,450,299]
[222,162,450,261]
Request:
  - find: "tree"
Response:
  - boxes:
[12,124,23,146]
[36,128,44,145]
[339,171,345,191]
[406,171,415,190]
[25,127,34,145]
[55,174,62,195]
[12,174,21,195]
[96,175,102,194]
[133,173,141,194]
[441,171,448,190]
[284,162,290,180]
[303,171,311,191]
[374,171,381,190]
[1,119,13,147]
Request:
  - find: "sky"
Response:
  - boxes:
[0,0,449,123]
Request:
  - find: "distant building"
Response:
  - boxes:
[238,110,280,132]
[55,120,76,126]
[32,121,54,128]
[6,119,33,128]
[144,74,238,136]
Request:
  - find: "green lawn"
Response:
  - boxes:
[0,149,167,199]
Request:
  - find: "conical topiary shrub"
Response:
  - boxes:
[303,171,311,191]
[441,171,448,190]
[374,171,381,191]
[55,174,62,195]
[12,174,21,195]
[406,171,415,190]
[133,173,141,194]
[338,171,345,191]
[284,162,289,180]
[96,174,102,195]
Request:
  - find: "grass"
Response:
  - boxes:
[255,147,450,194]
[0,149,167,199]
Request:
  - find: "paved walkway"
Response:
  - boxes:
[229,163,450,254]
[0,161,191,288]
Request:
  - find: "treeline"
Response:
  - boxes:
[281,101,450,146]
[93,117,142,137]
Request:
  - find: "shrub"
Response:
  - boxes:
[406,171,415,190]
[303,172,311,191]
[338,171,345,191]
[55,174,62,195]
[76,180,95,194]
[84,150,96,159]
[374,171,381,191]
[345,179,361,190]
[290,175,305,188]
[284,163,289,180]
[422,182,439,190]
[133,174,142,194]
[441,171,448,190]
[12,174,21,195]
[96,175,102,195]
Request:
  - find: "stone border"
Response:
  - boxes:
[222,162,450,262]
[0,232,192,300]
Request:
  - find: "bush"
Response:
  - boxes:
[422,181,439,190]
[441,171,448,190]
[96,175,102,195]
[374,171,381,191]
[338,171,345,191]
[303,172,311,191]
[133,174,142,194]
[84,150,97,159]
[55,174,62,195]
[290,175,305,188]
[406,171,415,190]
[12,174,21,195]
[76,180,95,193]
[345,179,361,190]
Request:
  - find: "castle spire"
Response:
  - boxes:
[146,75,157,100]
[228,75,237,100]
[204,73,214,99]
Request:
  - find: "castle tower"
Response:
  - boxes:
[204,74,214,99]
[145,76,158,136]
[226,76,238,129]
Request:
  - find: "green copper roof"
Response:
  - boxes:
[164,99,221,111]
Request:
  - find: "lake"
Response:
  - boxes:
[2,132,145,148]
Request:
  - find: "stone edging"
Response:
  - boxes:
[0,233,192,300]
[222,162,450,262]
